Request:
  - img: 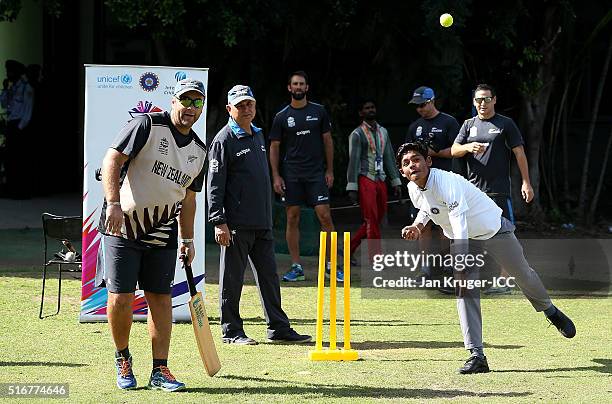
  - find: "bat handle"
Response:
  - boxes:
[181,254,197,297]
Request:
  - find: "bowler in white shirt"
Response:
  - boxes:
[397,141,576,374]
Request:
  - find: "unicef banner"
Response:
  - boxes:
[81,65,208,322]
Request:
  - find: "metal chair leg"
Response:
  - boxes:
[56,263,62,316]
[39,264,48,319]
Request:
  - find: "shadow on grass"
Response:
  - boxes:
[235,316,456,328]
[0,271,82,280]
[188,375,531,399]
[375,358,458,362]
[494,358,611,375]
[0,361,86,368]
[352,341,523,350]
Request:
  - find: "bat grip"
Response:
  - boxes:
[180,254,198,297]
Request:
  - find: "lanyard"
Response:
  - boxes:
[361,123,384,155]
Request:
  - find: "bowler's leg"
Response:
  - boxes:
[455,266,489,374]
[485,231,551,311]
[485,222,575,338]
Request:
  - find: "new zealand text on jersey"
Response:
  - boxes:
[151,160,192,187]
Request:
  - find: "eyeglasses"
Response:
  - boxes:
[474,96,493,104]
[176,96,205,109]
[416,101,431,108]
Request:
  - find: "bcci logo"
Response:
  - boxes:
[287,117,295,128]
[121,74,132,85]
[140,72,160,92]
[175,71,187,81]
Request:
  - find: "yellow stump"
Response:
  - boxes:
[313,232,326,352]
[308,231,359,361]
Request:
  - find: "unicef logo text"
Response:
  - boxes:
[96,74,133,89]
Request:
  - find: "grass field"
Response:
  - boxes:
[1,257,610,403]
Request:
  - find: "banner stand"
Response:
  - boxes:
[80,65,208,322]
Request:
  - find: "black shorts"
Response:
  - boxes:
[95,235,177,294]
[284,177,330,207]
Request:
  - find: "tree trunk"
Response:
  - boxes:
[587,126,612,225]
[517,5,560,220]
[577,36,612,222]
[521,91,551,219]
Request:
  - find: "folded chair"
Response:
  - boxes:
[39,213,82,319]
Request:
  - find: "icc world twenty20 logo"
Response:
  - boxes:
[129,101,162,118]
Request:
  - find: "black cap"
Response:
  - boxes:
[409,86,435,104]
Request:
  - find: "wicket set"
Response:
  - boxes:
[309,232,359,361]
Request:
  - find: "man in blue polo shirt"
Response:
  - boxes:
[269,71,341,282]
[208,85,311,345]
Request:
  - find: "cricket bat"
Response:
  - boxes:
[182,256,221,376]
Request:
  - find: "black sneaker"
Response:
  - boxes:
[546,307,576,338]
[267,329,312,344]
[458,355,490,374]
[222,335,258,345]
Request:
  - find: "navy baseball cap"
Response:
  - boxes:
[409,86,435,104]
[174,78,206,97]
[227,85,256,105]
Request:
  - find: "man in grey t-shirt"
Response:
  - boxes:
[452,83,535,294]
[452,84,534,217]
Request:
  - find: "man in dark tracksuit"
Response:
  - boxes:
[207,85,311,345]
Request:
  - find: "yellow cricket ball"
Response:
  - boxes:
[440,13,453,28]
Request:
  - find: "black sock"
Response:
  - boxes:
[153,358,168,371]
[544,305,557,316]
[115,347,130,359]
[470,347,485,358]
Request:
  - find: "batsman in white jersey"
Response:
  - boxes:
[397,141,576,374]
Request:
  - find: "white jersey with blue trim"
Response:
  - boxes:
[408,168,502,240]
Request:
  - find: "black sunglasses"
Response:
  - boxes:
[474,96,493,104]
[176,96,205,109]
[416,101,431,108]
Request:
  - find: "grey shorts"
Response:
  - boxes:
[95,235,177,294]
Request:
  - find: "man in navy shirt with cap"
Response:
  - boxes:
[208,84,311,346]
[405,86,460,284]
[405,86,459,172]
